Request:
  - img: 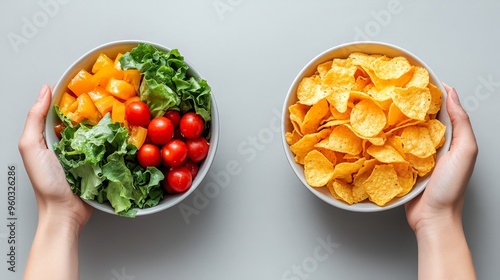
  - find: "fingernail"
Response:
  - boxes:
[449,87,461,105]
[38,85,49,101]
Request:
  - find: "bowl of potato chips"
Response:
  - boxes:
[282,41,452,212]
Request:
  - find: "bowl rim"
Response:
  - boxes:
[46,40,220,217]
[280,41,452,212]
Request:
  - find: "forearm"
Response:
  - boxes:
[24,213,81,280]
[415,215,476,280]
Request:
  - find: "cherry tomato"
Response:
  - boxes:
[183,159,199,178]
[125,101,151,127]
[180,112,204,139]
[164,110,181,127]
[161,139,188,167]
[163,166,192,193]
[186,137,210,162]
[137,144,161,167]
[147,117,174,145]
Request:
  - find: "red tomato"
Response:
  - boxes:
[147,117,174,145]
[137,144,161,167]
[186,137,210,162]
[164,110,181,127]
[180,112,204,139]
[163,166,192,193]
[125,101,151,127]
[161,139,188,167]
[183,159,199,178]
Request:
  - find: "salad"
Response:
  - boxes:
[52,43,212,217]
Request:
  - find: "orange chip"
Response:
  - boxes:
[332,180,354,205]
[289,103,309,135]
[290,129,331,164]
[317,61,333,78]
[372,56,412,81]
[316,147,337,165]
[297,75,326,105]
[332,158,366,183]
[386,102,407,128]
[405,66,429,89]
[326,180,342,200]
[401,126,435,158]
[318,119,350,130]
[304,150,334,187]
[286,52,445,207]
[391,86,431,121]
[366,144,407,163]
[363,164,403,206]
[302,98,330,134]
[285,131,302,146]
[350,99,387,137]
[392,162,416,197]
[424,119,446,149]
[427,83,443,114]
[322,59,357,113]
[406,153,435,177]
[315,125,363,155]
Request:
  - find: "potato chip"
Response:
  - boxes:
[316,147,337,165]
[297,75,326,106]
[329,103,351,120]
[326,180,342,200]
[317,61,333,78]
[290,129,331,164]
[363,164,403,206]
[352,159,379,203]
[405,66,429,89]
[427,83,443,114]
[304,150,335,187]
[406,153,435,177]
[349,52,378,70]
[318,119,350,130]
[353,76,371,92]
[401,126,435,158]
[366,144,407,163]
[332,158,366,183]
[315,125,363,155]
[424,119,446,149]
[391,86,431,121]
[392,162,416,197]
[332,180,354,205]
[386,135,405,157]
[386,102,407,128]
[372,56,412,81]
[322,59,357,113]
[350,99,387,137]
[302,98,330,134]
[289,103,309,135]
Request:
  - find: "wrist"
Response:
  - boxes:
[414,209,463,243]
[37,206,84,239]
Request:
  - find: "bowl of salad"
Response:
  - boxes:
[45,40,219,217]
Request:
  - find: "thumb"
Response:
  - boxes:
[444,85,478,158]
[19,85,52,153]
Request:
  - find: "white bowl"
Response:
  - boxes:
[45,40,219,216]
[281,41,452,212]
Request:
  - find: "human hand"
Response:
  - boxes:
[405,84,478,234]
[19,84,92,231]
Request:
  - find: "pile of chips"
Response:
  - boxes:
[285,52,446,206]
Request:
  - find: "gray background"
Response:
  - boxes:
[1,0,499,279]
